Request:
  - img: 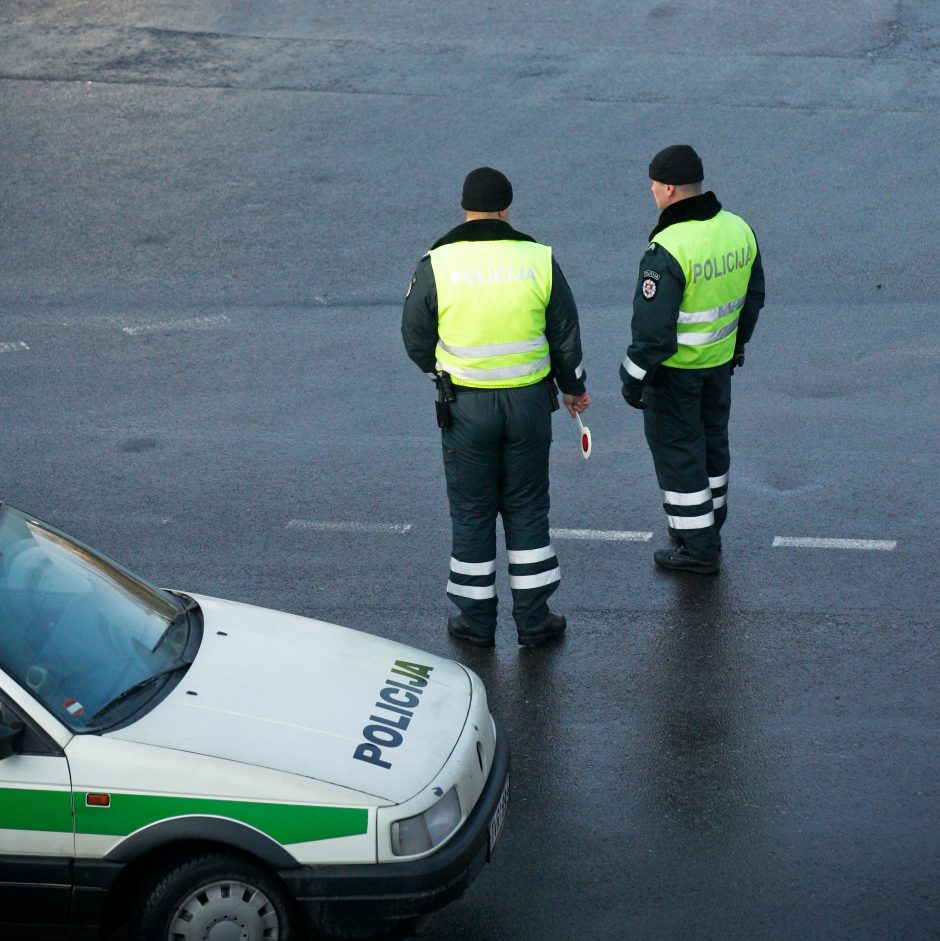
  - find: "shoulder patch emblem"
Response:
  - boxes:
[642,270,661,281]
[641,278,658,301]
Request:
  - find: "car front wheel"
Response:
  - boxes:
[130,851,301,941]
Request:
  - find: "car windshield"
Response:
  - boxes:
[0,504,196,731]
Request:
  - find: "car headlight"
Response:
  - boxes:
[390,787,462,856]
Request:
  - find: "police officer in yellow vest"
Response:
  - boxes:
[621,145,765,574]
[403,167,590,646]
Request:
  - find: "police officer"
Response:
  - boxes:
[620,145,765,574]
[402,167,590,646]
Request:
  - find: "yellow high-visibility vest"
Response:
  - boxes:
[429,240,553,388]
[653,210,757,368]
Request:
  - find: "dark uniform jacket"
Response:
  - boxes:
[622,192,766,384]
[402,219,587,396]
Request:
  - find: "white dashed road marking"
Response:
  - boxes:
[122,314,231,335]
[772,536,897,551]
[0,341,29,353]
[551,528,654,542]
[285,522,899,550]
[287,520,412,535]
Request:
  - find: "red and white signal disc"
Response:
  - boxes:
[575,414,592,459]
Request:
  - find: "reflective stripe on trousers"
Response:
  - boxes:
[507,545,560,591]
[447,557,497,600]
[661,485,715,530]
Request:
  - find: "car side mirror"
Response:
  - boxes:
[0,722,23,760]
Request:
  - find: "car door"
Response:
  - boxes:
[0,685,74,924]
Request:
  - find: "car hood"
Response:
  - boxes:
[109,594,472,804]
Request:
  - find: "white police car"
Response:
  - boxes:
[0,503,509,940]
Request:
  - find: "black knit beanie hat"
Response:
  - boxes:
[648,145,704,184]
[461,167,513,211]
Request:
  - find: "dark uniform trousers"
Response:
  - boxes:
[643,364,731,560]
[442,381,560,633]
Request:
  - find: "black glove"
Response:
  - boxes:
[621,379,646,410]
[729,350,745,375]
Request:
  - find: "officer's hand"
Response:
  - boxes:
[563,392,591,418]
[729,350,745,375]
[621,380,646,410]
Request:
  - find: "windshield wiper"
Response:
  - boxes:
[88,660,193,725]
[151,595,200,653]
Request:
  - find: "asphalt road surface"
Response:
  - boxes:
[2,1,939,939]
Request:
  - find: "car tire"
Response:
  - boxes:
[129,851,301,941]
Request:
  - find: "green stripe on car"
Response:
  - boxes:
[0,787,72,832]
[75,793,369,844]
[1,786,368,844]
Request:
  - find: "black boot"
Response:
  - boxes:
[447,614,495,647]
[517,612,566,647]
[654,546,720,575]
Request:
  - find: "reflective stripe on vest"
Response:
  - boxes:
[653,210,757,369]
[429,239,553,388]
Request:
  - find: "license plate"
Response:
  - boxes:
[488,773,510,853]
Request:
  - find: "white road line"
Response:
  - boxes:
[0,341,29,354]
[551,528,653,542]
[287,520,412,534]
[284,521,897,549]
[122,314,231,335]
[772,536,897,551]
[67,511,172,526]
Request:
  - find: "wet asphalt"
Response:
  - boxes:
[1,1,939,939]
